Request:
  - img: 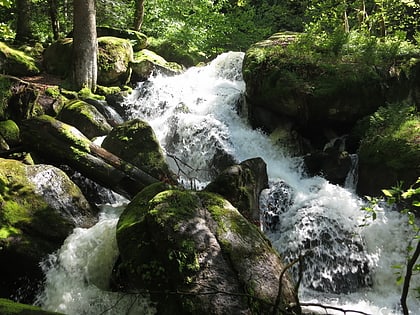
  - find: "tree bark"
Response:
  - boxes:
[21,115,160,199]
[15,0,33,43]
[47,0,60,40]
[72,0,97,91]
[133,0,145,31]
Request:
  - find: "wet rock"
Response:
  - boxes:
[114,183,299,314]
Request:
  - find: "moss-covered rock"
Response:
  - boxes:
[0,120,20,147]
[114,185,298,314]
[356,103,420,196]
[96,27,148,51]
[57,99,112,139]
[102,119,177,183]
[0,42,40,76]
[0,298,63,314]
[204,157,268,222]
[130,49,183,81]
[0,158,96,302]
[97,37,133,86]
[242,32,420,146]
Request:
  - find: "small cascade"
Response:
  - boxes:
[38,51,420,314]
[344,153,359,190]
[36,203,156,315]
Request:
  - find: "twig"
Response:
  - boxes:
[401,239,420,315]
[300,302,373,315]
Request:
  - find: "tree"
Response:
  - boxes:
[133,0,145,31]
[47,0,60,40]
[72,0,97,91]
[15,0,33,43]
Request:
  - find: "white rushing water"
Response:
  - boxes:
[38,52,420,314]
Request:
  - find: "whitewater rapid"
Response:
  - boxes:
[37,52,420,315]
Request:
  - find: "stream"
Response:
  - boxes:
[37,52,420,314]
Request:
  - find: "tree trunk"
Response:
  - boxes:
[72,0,97,91]
[15,0,33,43]
[20,115,160,199]
[133,0,145,31]
[47,0,60,40]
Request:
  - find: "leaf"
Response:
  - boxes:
[396,275,404,286]
[413,200,420,207]
[382,189,394,197]
[391,264,403,269]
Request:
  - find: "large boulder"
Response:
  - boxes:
[204,157,269,222]
[57,99,112,139]
[101,119,177,184]
[130,49,183,82]
[0,158,96,303]
[43,37,134,85]
[242,32,420,146]
[0,42,40,76]
[114,183,299,315]
[97,37,134,86]
[355,103,420,196]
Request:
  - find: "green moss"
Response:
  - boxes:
[0,120,20,145]
[77,87,105,100]
[0,226,19,239]
[0,42,40,75]
[0,298,62,314]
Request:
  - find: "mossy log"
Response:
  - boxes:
[21,115,159,198]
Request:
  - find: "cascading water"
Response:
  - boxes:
[38,52,420,314]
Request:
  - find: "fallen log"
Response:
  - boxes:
[20,115,159,199]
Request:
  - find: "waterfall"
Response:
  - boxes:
[38,52,420,315]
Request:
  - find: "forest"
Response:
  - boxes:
[1,1,420,315]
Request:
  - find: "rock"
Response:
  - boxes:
[204,157,269,222]
[356,103,420,196]
[97,37,133,86]
[0,120,20,147]
[0,42,39,76]
[0,158,96,302]
[242,32,420,143]
[21,115,159,199]
[101,119,177,183]
[0,298,63,315]
[42,38,73,76]
[303,147,353,186]
[57,99,112,139]
[130,49,183,82]
[95,27,148,51]
[84,98,124,127]
[114,183,299,314]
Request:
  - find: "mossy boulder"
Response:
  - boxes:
[0,298,63,315]
[43,38,73,76]
[0,120,20,148]
[96,27,148,51]
[130,49,183,81]
[0,158,96,302]
[57,99,112,139]
[242,32,420,144]
[114,184,298,314]
[0,42,40,76]
[97,37,133,86]
[101,119,177,183]
[205,157,269,222]
[356,103,420,196]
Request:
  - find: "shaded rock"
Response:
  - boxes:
[0,42,39,76]
[57,99,112,139]
[0,158,96,303]
[114,183,299,314]
[97,37,133,86]
[205,157,269,222]
[102,119,177,183]
[356,103,420,196]
[42,38,73,76]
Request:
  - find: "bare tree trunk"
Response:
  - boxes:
[72,0,97,91]
[133,0,145,31]
[47,0,60,40]
[401,240,420,315]
[15,0,33,43]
